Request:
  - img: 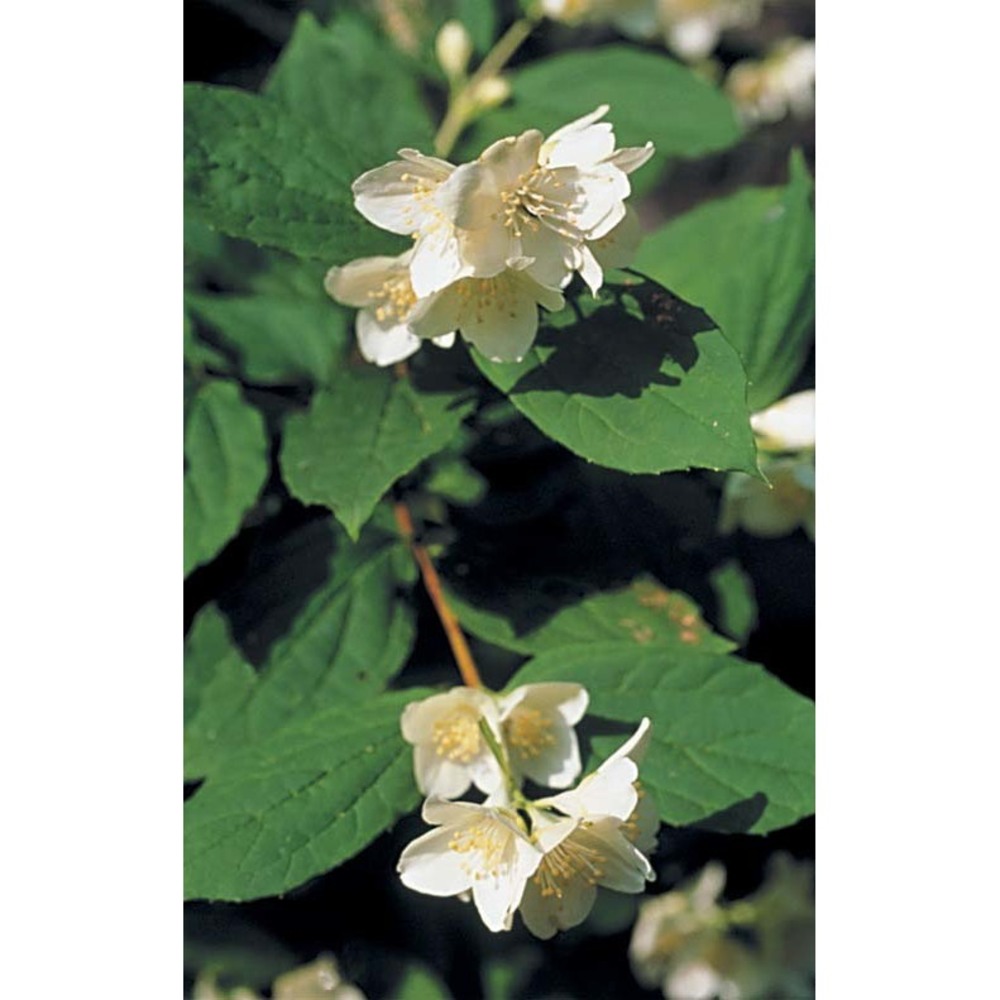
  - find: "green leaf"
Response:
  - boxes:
[462,45,741,167]
[454,0,496,54]
[185,292,349,386]
[185,534,416,780]
[184,311,228,372]
[281,367,473,539]
[393,962,452,1000]
[509,644,814,833]
[451,576,735,655]
[184,688,430,901]
[266,13,435,164]
[635,151,815,410]
[709,560,758,644]
[184,380,269,576]
[184,83,402,263]
[473,274,758,475]
[424,456,487,506]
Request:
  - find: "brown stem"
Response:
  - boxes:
[393,501,483,688]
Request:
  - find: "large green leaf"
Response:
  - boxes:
[185,292,349,386]
[265,12,434,164]
[184,688,430,901]
[185,534,416,780]
[281,367,473,539]
[462,45,741,169]
[635,152,815,410]
[184,380,269,576]
[450,576,735,655]
[184,83,402,263]
[508,644,814,833]
[473,274,758,475]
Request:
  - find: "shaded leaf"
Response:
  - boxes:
[473,274,757,475]
[184,380,269,576]
[281,367,473,539]
[635,151,814,410]
[186,292,349,386]
[709,560,758,644]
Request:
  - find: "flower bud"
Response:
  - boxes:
[435,20,473,81]
[468,74,512,112]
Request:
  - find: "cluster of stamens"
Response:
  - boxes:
[368,274,417,324]
[448,819,509,879]
[497,167,580,240]
[431,708,482,763]
[532,834,607,899]
[504,707,557,760]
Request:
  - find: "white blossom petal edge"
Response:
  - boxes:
[397,798,543,932]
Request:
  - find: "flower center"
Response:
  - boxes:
[504,706,556,759]
[532,832,607,898]
[369,273,417,324]
[448,819,509,879]
[499,167,580,239]
[431,706,482,763]
[453,276,520,324]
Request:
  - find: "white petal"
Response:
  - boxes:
[431,331,456,349]
[477,130,545,189]
[355,311,421,367]
[519,873,597,939]
[750,390,816,451]
[589,205,643,272]
[543,120,616,170]
[470,834,542,932]
[628,789,660,856]
[518,224,576,289]
[324,256,400,308]
[580,819,653,892]
[499,682,589,725]
[397,826,474,897]
[413,742,472,799]
[352,157,451,235]
[600,718,653,770]
[605,143,655,175]
[668,17,720,61]
[541,105,611,160]
[575,244,604,296]
[409,221,469,297]
[458,275,542,362]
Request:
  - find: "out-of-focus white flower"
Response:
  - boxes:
[272,956,367,1000]
[750,390,815,452]
[467,75,512,113]
[448,106,653,292]
[727,38,816,124]
[400,687,505,798]
[323,251,456,366]
[397,797,544,932]
[720,391,815,539]
[435,20,473,81]
[411,264,565,362]
[350,149,473,297]
[498,682,589,788]
[518,720,657,939]
[193,955,367,1000]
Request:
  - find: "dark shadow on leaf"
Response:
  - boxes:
[689,792,769,834]
[508,279,716,399]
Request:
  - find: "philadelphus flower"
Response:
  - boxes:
[400,682,589,798]
[327,107,653,364]
[727,38,816,125]
[397,796,544,932]
[194,955,366,1000]
[720,391,815,539]
[519,720,657,938]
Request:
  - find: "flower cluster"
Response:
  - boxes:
[325,108,654,366]
[397,683,657,937]
[629,856,815,999]
[726,38,816,125]
[720,390,816,539]
[194,955,366,1000]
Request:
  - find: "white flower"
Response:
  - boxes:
[447,107,653,292]
[720,392,815,539]
[397,797,543,932]
[727,38,816,125]
[410,264,565,362]
[656,0,762,61]
[272,956,367,1000]
[435,20,472,82]
[323,251,456,366]
[749,390,815,452]
[350,149,473,297]
[498,682,589,789]
[400,687,505,798]
[517,720,657,939]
